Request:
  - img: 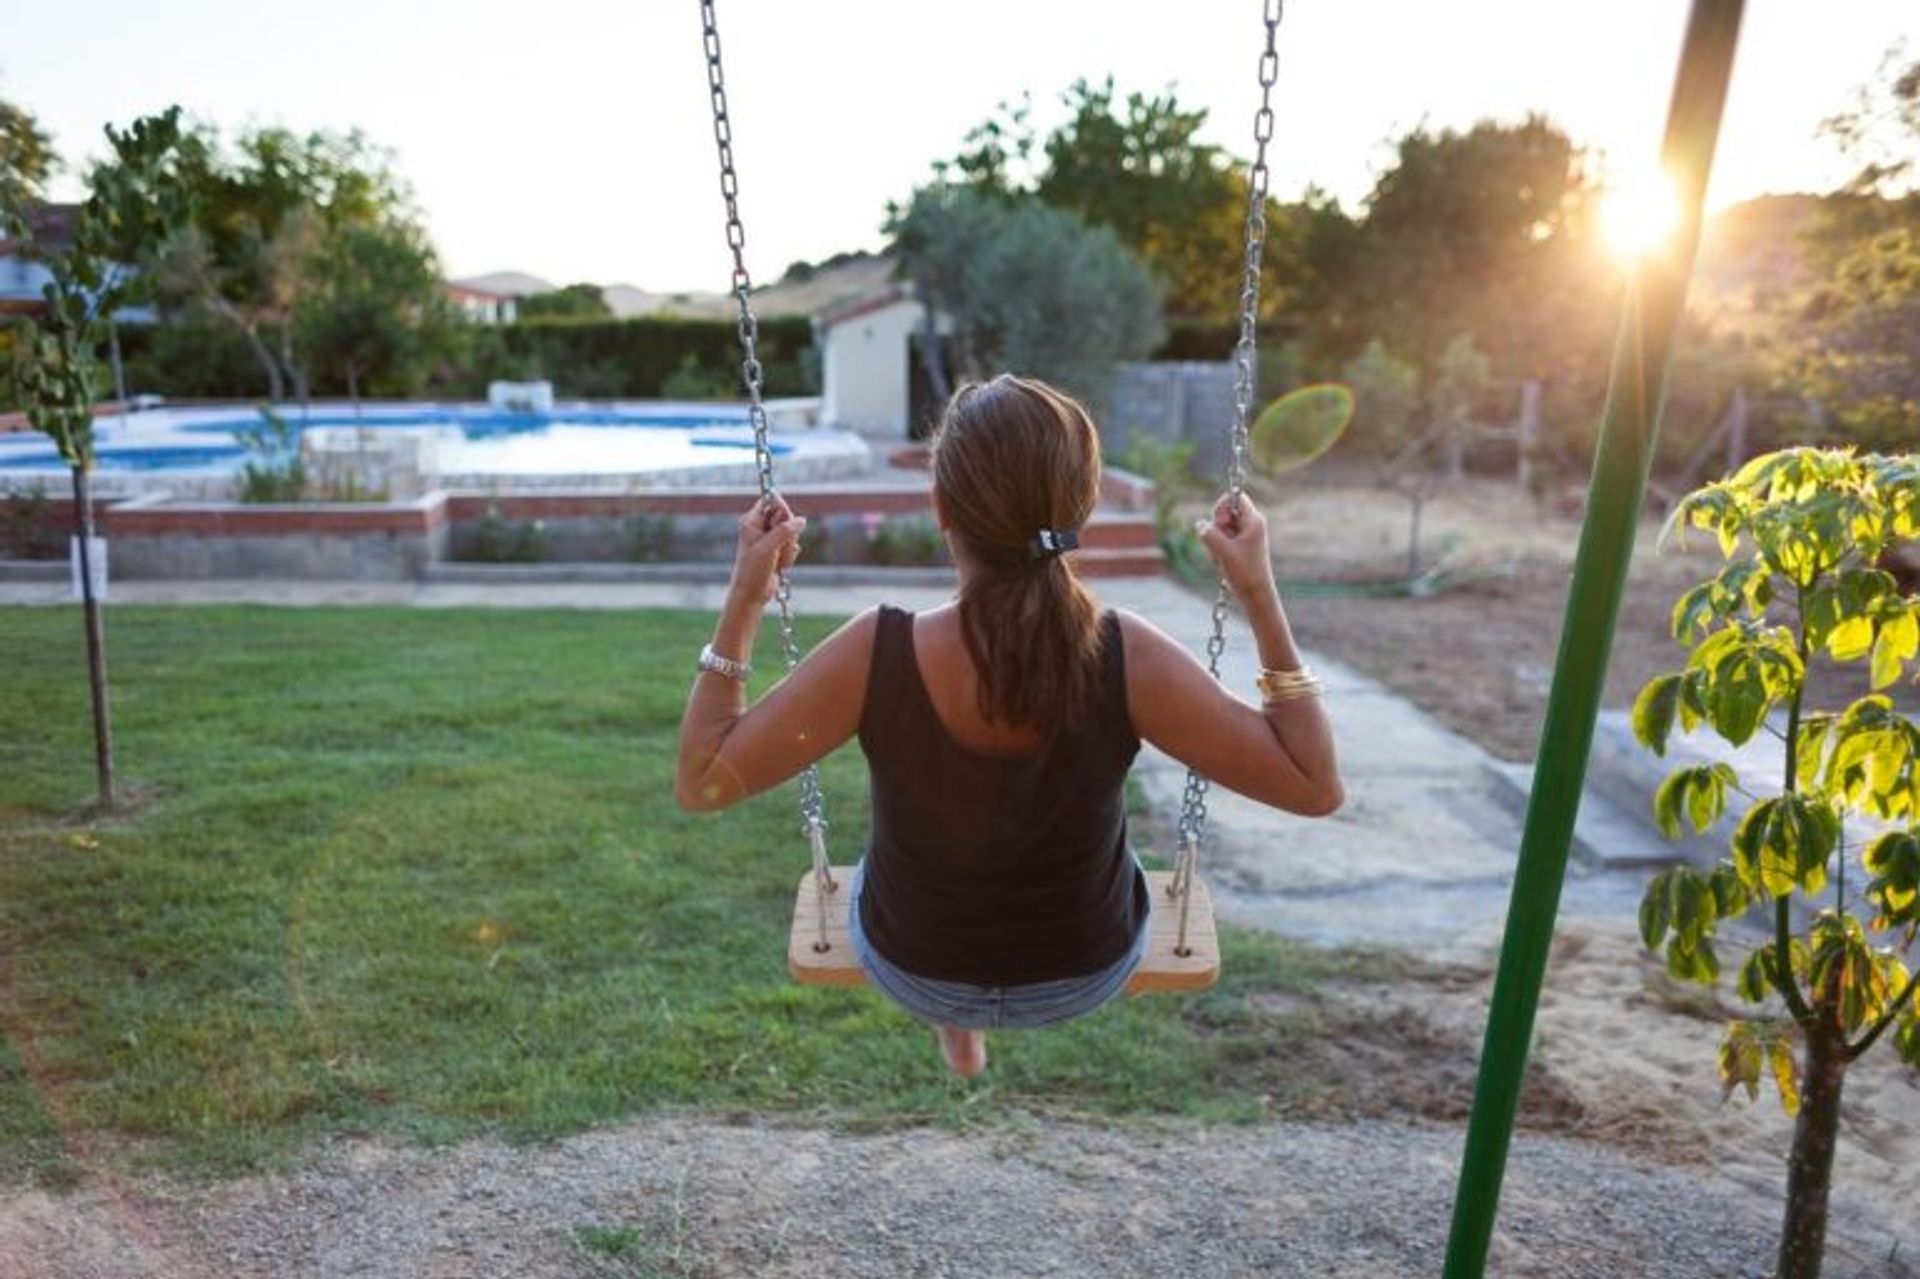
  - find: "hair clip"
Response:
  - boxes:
[1030,528,1080,559]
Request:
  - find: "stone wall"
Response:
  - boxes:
[1106,361,1237,477]
[103,494,447,581]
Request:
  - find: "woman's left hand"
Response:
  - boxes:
[729,495,807,605]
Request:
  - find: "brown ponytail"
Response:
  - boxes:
[931,375,1105,731]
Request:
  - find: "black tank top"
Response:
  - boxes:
[856,604,1147,985]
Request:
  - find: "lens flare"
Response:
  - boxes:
[1599,170,1681,262]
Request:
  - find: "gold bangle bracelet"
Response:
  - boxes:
[1256,665,1319,701]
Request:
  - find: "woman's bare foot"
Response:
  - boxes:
[935,1026,987,1078]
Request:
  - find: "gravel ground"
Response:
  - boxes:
[3,1114,1910,1279]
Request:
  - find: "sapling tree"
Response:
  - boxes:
[4,108,189,811]
[1633,447,1920,1279]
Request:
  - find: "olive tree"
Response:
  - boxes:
[887,184,1164,406]
[1633,447,1920,1279]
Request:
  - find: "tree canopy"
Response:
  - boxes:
[0,98,57,222]
[1337,116,1606,379]
[154,123,437,401]
[934,79,1282,322]
[887,183,1163,403]
[519,283,613,322]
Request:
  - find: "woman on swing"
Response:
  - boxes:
[676,374,1342,1078]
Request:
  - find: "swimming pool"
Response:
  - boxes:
[0,399,863,490]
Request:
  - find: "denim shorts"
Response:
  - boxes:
[846,859,1150,1031]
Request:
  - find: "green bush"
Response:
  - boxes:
[484,316,815,401]
[1,483,63,559]
[1340,339,1421,457]
[114,314,817,404]
[866,516,946,566]
[658,353,740,401]
[118,314,272,400]
[1113,432,1198,536]
[467,501,548,563]
[625,512,676,562]
[233,408,306,503]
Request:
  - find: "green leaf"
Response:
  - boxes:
[1687,771,1724,833]
[1769,1038,1801,1116]
[1895,1016,1920,1068]
[1671,584,1719,644]
[1639,872,1674,949]
[1795,714,1834,798]
[1737,948,1773,1003]
[1633,675,1683,757]
[1677,671,1708,733]
[1871,608,1919,690]
[1708,862,1749,919]
[1653,772,1687,841]
[1666,934,1718,985]
[1732,796,1839,898]
[1669,869,1712,936]
[1718,1021,1763,1102]
[1863,830,1920,928]
[1828,615,1875,663]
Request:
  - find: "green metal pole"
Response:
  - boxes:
[1441,3,1744,1275]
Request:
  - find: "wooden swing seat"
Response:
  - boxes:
[787,867,1220,994]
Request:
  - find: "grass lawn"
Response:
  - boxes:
[0,605,1374,1183]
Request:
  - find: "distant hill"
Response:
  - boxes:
[454,253,899,321]
[1694,194,1824,309]
[451,270,557,298]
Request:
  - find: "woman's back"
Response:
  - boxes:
[855,604,1145,986]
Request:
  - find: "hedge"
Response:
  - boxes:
[478,315,817,399]
[106,313,820,403]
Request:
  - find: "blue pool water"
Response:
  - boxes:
[0,404,796,476]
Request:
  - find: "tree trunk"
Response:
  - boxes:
[1725,386,1748,471]
[1407,489,1426,580]
[279,326,309,406]
[69,464,116,812]
[1515,380,1541,493]
[215,304,283,401]
[1776,1016,1848,1279]
[912,281,951,411]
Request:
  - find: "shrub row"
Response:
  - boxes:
[109,314,820,403]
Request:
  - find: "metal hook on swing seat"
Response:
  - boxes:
[1167,837,1197,900]
[805,819,836,894]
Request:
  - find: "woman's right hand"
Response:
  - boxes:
[1194,492,1276,603]
[729,494,807,606]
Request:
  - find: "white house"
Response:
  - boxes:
[443,282,518,325]
[814,285,947,435]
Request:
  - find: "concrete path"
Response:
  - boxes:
[0,573,1672,956]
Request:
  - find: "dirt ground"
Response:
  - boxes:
[4,923,1913,1277]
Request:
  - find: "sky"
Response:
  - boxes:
[4,1,1912,294]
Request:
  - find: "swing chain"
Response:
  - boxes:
[701,0,831,880]
[1172,0,1284,943]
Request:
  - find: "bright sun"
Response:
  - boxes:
[1598,171,1681,261]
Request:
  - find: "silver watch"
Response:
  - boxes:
[698,643,751,681]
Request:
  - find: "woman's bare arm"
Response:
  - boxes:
[1120,603,1341,816]
[1121,492,1342,816]
[673,496,875,812]
[675,603,875,812]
